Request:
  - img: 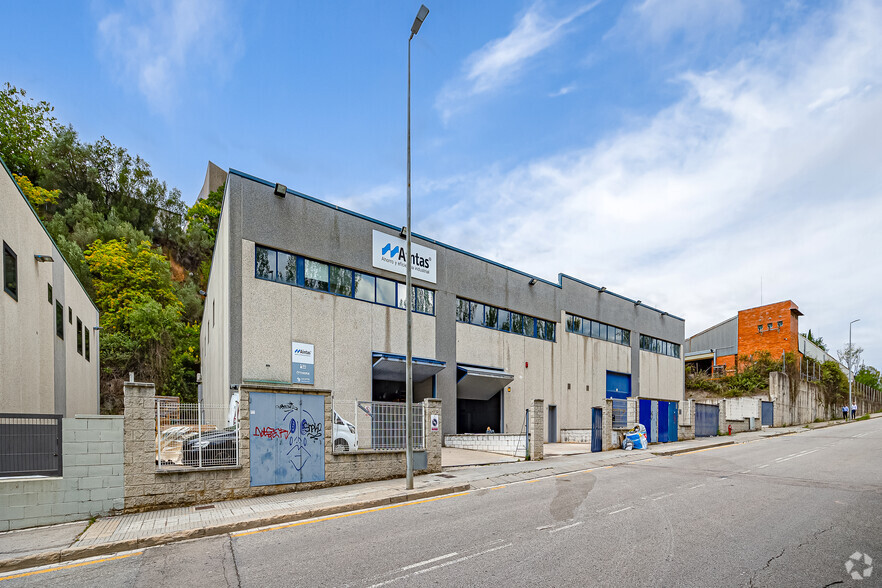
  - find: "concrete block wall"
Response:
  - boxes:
[529,399,544,461]
[560,429,591,443]
[443,434,527,458]
[602,399,615,451]
[124,382,442,513]
[0,415,123,531]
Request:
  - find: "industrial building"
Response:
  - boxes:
[0,160,100,416]
[200,168,685,440]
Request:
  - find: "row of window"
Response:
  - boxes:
[455,298,556,341]
[758,321,784,332]
[54,297,91,361]
[255,245,435,315]
[5,241,92,362]
[565,313,631,346]
[639,334,681,358]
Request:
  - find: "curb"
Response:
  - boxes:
[651,440,735,456]
[0,483,470,576]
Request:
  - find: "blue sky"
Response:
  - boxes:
[3,0,881,367]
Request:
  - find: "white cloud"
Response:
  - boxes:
[97,0,240,112]
[609,0,743,46]
[549,84,577,97]
[420,0,882,362]
[436,1,599,121]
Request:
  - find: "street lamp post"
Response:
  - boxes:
[406,4,429,490]
[848,318,860,417]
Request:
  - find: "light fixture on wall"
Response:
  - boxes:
[34,254,54,262]
[599,286,606,292]
[661,311,668,317]
[635,300,642,306]
[528,278,537,286]
[400,226,408,239]
[274,183,287,198]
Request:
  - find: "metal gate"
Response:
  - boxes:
[250,392,325,487]
[761,401,774,426]
[606,372,631,429]
[591,407,602,452]
[695,403,719,437]
[547,405,557,443]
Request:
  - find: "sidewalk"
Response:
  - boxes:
[0,416,876,575]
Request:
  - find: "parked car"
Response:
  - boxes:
[156,425,211,465]
[334,411,358,452]
[182,427,238,467]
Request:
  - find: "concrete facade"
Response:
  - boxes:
[123,382,442,512]
[0,415,123,531]
[0,161,100,417]
[201,169,685,443]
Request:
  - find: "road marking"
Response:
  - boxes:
[488,485,507,490]
[526,479,544,484]
[757,464,769,469]
[688,484,705,490]
[775,449,819,463]
[0,551,143,582]
[549,522,583,534]
[537,524,554,530]
[608,507,633,515]
[233,491,470,537]
[740,470,751,474]
[653,494,673,501]
[399,553,458,571]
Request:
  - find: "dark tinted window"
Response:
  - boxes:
[3,242,17,301]
[255,246,275,280]
[56,301,64,339]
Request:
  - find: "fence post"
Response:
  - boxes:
[197,401,203,468]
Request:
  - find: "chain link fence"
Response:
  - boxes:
[332,399,424,452]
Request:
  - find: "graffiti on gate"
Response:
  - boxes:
[250,392,325,486]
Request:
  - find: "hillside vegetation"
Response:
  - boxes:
[2,83,220,412]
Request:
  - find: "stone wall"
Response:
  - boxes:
[124,382,442,513]
[443,434,526,458]
[529,399,544,461]
[0,415,123,531]
[602,399,615,451]
[560,429,591,443]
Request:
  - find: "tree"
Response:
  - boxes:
[0,83,58,179]
[837,343,863,381]
[855,365,881,391]
[13,173,59,220]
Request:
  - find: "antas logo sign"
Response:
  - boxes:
[381,243,431,270]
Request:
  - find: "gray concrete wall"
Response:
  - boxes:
[123,382,442,512]
[209,171,685,437]
[0,415,123,531]
[0,163,99,417]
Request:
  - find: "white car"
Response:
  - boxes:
[334,411,358,452]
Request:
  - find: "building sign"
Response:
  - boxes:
[372,230,437,284]
[431,414,439,432]
[292,342,315,385]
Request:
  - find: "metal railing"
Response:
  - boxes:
[612,399,638,430]
[0,413,63,477]
[333,399,424,452]
[155,400,238,470]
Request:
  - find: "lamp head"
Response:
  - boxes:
[411,5,429,37]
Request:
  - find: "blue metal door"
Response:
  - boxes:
[761,401,773,426]
[668,402,678,442]
[591,407,603,452]
[250,392,326,487]
[639,398,652,439]
[658,401,669,443]
[695,403,719,437]
[650,401,659,442]
[606,372,631,429]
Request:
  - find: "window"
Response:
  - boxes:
[456,298,470,322]
[329,266,353,296]
[376,277,396,306]
[777,320,783,329]
[85,327,90,361]
[768,323,773,331]
[304,260,329,291]
[498,309,511,332]
[640,333,680,358]
[354,273,375,302]
[3,242,17,301]
[485,306,498,328]
[468,302,483,326]
[456,298,552,340]
[565,314,630,347]
[55,301,63,339]
[255,246,275,280]
[76,318,83,355]
[414,287,434,315]
[758,325,763,332]
[276,251,298,285]
[68,307,72,324]
[48,283,52,303]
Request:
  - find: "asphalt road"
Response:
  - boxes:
[3,419,881,587]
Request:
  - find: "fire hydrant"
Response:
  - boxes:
[728,424,732,436]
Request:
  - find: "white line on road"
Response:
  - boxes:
[549,522,583,534]
[775,449,820,463]
[688,484,705,490]
[757,464,769,469]
[369,545,511,587]
[399,553,458,571]
[653,494,674,501]
[608,507,633,515]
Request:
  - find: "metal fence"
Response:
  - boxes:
[0,413,63,477]
[611,399,638,430]
[155,400,238,470]
[332,399,424,452]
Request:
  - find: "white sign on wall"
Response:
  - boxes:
[430,414,439,432]
[372,230,437,284]
[292,342,315,385]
